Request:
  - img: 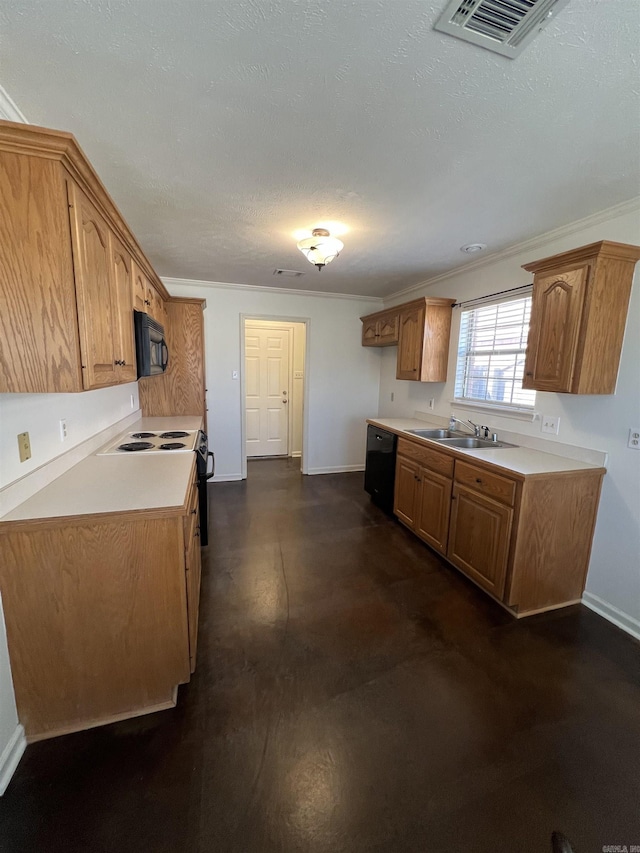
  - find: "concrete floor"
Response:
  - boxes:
[1,458,639,852]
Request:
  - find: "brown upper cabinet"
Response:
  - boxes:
[361,297,455,382]
[522,241,640,394]
[0,119,169,393]
[361,308,399,347]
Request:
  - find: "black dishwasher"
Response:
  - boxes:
[364,425,397,514]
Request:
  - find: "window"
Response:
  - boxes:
[454,294,535,410]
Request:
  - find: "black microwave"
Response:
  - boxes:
[134,311,169,378]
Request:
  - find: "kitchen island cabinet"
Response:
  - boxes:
[0,438,203,742]
[0,119,169,393]
[380,420,606,617]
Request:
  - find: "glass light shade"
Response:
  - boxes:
[297,234,344,269]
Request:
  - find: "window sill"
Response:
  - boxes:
[450,399,537,422]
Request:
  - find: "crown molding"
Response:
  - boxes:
[0,85,27,123]
[162,276,383,303]
[386,196,640,302]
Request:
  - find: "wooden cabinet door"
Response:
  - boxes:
[362,317,379,346]
[447,483,513,600]
[447,483,513,599]
[415,468,452,555]
[109,234,136,382]
[148,284,164,323]
[377,312,399,345]
[397,304,425,380]
[394,456,420,528]
[523,266,588,393]
[185,522,202,674]
[68,182,119,389]
[132,260,149,312]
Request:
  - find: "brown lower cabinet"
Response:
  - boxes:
[394,437,605,616]
[0,460,202,742]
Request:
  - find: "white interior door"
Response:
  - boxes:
[245,326,290,456]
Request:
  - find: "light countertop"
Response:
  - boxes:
[0,416,202,524]
[367,418,606,477]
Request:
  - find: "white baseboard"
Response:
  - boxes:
[290,451,302,458]
[582,592,640,642]
[307,465,365,475]
[211,474,244,482]
[0,724,26,796]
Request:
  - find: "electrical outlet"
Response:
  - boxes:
[130,394,136,410]
[428,398,435,410]
[390,392,394,402]
[232,370,239,380]
[541,415,560,435]
[628,428,640,449]
[59,419,67,441]
[18,432,31,462]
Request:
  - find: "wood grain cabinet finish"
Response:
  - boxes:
[361,309,400,347]
[394,438,453,555]
[392,435,605,617]
[447,482,513,600]
[0,119,169,393]
[139,298,208,428]
[183,481,202,673]
[68,182,137,387]
[0,463,202,742]
[361,297,454,382]
[523,241,640,394]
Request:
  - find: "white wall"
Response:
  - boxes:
[0,383,140,489]
[378,203,640,632]
[163,280,381,478]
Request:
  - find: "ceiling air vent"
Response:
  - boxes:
[273,269,305,277]
[434,0,571,58]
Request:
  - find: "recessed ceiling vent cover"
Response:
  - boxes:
[434,0,570,58]
[273,269,305,277]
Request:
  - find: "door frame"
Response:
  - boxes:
[240,314,310,479]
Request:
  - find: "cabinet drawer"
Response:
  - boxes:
[454,461,517,506]
[397,437,454,478]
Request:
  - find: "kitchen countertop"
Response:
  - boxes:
[367,418,606,477]
[0,416,203,524]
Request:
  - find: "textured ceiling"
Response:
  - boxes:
[1,0,639,297]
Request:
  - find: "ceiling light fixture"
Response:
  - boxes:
[296,228,344,271]
[460,243,487,254]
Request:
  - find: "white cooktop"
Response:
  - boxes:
[97,429,200,455]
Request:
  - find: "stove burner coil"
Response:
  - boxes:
[131,432,156,439]
[118,442,155,452]
[159,442,187,450]
[160,431,189,439]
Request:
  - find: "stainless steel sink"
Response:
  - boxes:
[407,428,457,439]
[435,437,517,449]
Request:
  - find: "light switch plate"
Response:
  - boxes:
[628,428,640,449]
[541,415,560,435]
[18,431,31,462]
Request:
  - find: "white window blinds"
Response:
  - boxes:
[454,294,535,409]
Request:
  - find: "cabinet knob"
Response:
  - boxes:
[525,371,533,376]
[475,478,482,484]
[191,508,197,514]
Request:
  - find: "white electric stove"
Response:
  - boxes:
[97,429,200,455]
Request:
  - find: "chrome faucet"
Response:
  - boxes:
[449,416,481,436]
